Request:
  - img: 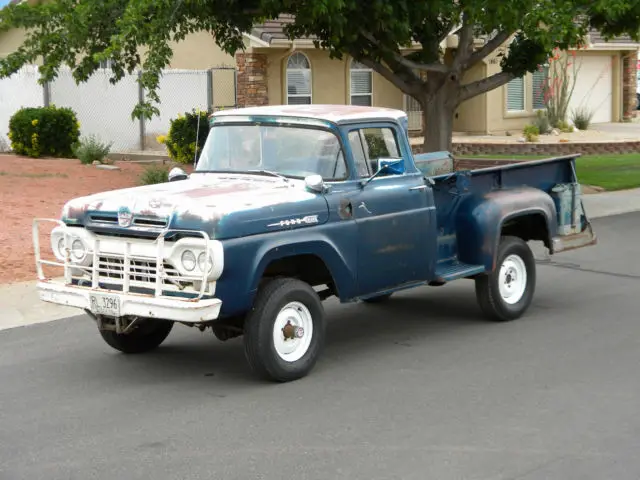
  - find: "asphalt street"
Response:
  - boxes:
[1,212,640,480]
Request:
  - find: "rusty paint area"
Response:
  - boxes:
[552,224,598,253]
[338,198,353,220]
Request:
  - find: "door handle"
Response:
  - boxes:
[409,185,428,191]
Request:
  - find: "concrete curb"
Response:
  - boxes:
[2,190,640,332]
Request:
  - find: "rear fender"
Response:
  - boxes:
[455,187,557,271]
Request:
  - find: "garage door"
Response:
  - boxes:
[568,55,612,124]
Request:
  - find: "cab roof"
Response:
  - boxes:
[211,104,408,125]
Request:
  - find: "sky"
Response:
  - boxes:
[0,0,12,7]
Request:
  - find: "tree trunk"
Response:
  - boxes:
[421,89,457,153]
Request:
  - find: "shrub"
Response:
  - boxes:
[8,105,80,158]
[533,110,551,134]
[72,135,112,165]
[556,119,573,133]
[523,124,540,142]
[165,109,210,164]
[571,106,595,130]
[139,164,170,185]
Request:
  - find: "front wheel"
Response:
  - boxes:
[475,236,536,322]
[243,277,326,382]
[99,319,174,353]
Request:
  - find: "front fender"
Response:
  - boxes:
[455,187,557,271]
[214,225,357,317]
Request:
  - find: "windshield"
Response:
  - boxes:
[195,124,347,180]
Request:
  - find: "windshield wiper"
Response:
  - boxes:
[247,169,290,182]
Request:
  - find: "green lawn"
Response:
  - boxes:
[463,153,640,191]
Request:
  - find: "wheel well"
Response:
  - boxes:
[261,254,337,295]
[501,213,550,249]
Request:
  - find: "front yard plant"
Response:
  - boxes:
[522,124,540,142]
[139,164,170,185]
[72,135,112,165]
[8,106,80,158]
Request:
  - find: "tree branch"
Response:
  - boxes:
[458,70,515,104]
[452,13,474,69]
[466,30,512,70]
[355,56,420,96]
[360,32,449,73]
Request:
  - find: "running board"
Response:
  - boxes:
[434,262,486,282]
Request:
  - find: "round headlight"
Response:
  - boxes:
[197,252,213,273]
[57,237,66,258]
[71,239,86,260]
[181,250,196,271]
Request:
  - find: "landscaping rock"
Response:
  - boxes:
[551,129,560,136]
[96,164,121,171]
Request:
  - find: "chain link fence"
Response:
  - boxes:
[0,65,44,150]
[2,65,237,153]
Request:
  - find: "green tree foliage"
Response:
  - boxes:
[2,0,639,152]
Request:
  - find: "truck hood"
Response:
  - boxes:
[61,173,329,239]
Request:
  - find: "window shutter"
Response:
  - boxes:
[506,77,525,111]
[351,70,372,95]
[286,70,311,96]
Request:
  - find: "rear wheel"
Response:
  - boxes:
[243,278,326,382]
[99,319,174,353]
[475,236,536,322]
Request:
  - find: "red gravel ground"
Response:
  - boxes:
[0,154,152,284]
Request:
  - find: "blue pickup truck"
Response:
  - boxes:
[33,105,597,382]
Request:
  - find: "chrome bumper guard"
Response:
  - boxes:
[32,219,223,323]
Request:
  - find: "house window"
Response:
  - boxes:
[350,60,373,106]
[506,76,525,111]
[532,65,549,110]
[286,52,312,105]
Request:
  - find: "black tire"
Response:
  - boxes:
[474,236,536,322]
[243,277,326,382]
[362,293,393,304]
[99,319,174,354]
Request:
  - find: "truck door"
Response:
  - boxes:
[346,123,436,296]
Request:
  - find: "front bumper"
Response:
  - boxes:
[37,280,222,323]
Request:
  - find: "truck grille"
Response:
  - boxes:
[88,213,168,229]
[97,255,185,288]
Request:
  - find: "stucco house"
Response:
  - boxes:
[2,8,638,136]
[238,16,639,135]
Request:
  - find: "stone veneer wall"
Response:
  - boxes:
[235,52,268,107]
[412,141,640,156]
[622,50,639,120]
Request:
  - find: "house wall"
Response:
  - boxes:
[453,62,487,134]
[259,47,403,109]
[486,49,622,134]
[0,28,35,60]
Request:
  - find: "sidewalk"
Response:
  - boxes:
[0,280,78,331]
[1,187,640,331]
[582,187,640,219]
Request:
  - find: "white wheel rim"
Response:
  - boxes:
[272,301,314,363]
[498,254,527,305]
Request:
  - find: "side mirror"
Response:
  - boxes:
[168,167,188,182]
[361,158,404,187]
[304,174,325,193]
[377,158,405,175]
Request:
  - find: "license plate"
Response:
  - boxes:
[89,293,121,317]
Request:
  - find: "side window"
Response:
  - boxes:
[361,127,401,161]
[348,130,371,178]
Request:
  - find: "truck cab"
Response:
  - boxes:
[33,105,596,382]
